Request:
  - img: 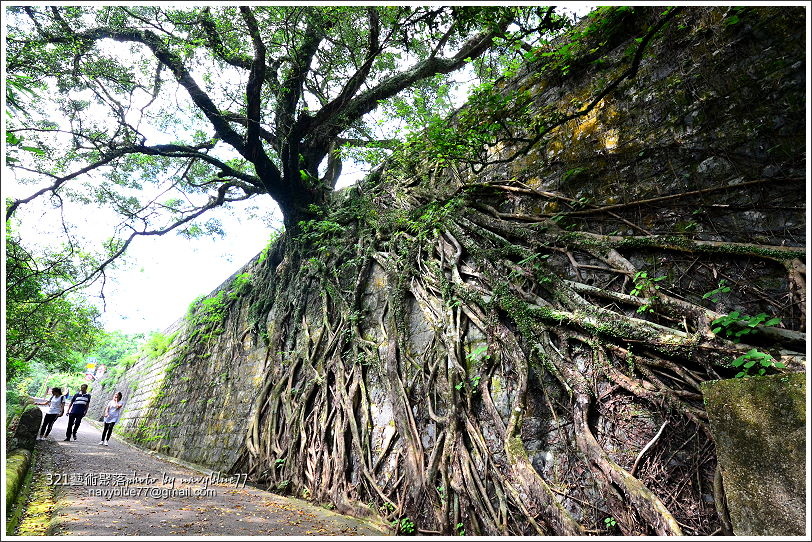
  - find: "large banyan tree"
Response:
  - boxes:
[6,5,806,536]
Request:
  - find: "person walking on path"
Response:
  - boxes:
[100,391,124,446]
[35,387,65,440]
[64,384,91,441]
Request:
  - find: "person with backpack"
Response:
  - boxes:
[64,384,91,441]
[35,387,65,440]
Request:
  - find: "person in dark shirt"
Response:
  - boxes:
[64,384,91,441]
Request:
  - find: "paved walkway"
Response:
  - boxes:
[32,409,386,536]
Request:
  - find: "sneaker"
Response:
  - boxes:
[98,441,105,445]
[104,441,109,446]
[73,436,77,441]
[63,437,71,441]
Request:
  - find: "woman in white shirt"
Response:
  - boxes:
[35,387,65,440]
[99,392,124,446]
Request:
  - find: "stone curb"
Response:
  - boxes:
[5,448,32,518]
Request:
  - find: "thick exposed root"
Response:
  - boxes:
[229,179,803,535]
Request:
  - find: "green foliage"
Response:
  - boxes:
[630,271,666,297]
[711,311,781,343]
[466,345,489,365]
[630,270,666,313]
[257,229,284,264]
[404,82,533,167]
[391,517,416,535]
[5,231,103,381]
[298,218,346,244]
[178,219,226,240]
[184,274,251,344]
[535,5,636,77]
[141,331,178,360]
[436,485,446,500]
[5,387,27,430]
[561,167,586,184]
[723,7,749,27]
[604,516,618,529]
[5,74,45,165]
[730,349,785,378]
[708,307,784,378]
[40,371,91,397]
[455,522,466,536]
[382,198,464,242]
[455,374,482,393]
[87,330,145,368]
[702,279,731,303]
[229,273,253,298]
[6,5,569,287]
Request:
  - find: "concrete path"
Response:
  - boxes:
[31,408,386,536]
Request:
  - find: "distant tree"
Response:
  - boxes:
[88,329,144,367]
[5,232,102,380]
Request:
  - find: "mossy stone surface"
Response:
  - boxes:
[5,449,32,514]
[12,405,42,451]
[701,373,806,535]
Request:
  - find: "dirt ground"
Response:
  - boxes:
[26,409,387,536]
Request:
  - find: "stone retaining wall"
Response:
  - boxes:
[87,257,269,472]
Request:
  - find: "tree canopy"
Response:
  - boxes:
[5,231,102,380]
[5,5,570,288]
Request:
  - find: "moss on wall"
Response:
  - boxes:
[702,373,806,535]
[5,449,32,519]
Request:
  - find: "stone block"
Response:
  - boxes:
[12,405,43,450]
[701,373,805,536]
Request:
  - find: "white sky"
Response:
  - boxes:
[2,3,597,336]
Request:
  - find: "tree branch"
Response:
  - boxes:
[275,14,330,138]
[310,16,512,144]
[308,8,381,134]
[34,180,244,306]
[6,142,265,221]
[198,7,253,70]
[240,6,267,161]
[33,23,288,200]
